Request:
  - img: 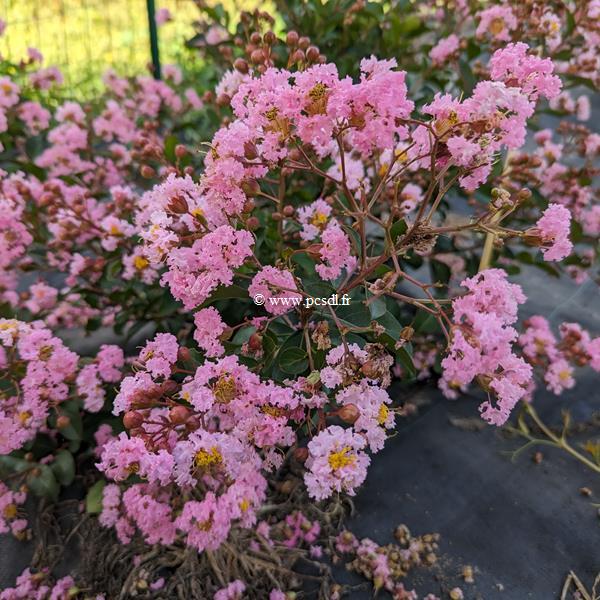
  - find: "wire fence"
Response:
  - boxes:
[0,0,199,94]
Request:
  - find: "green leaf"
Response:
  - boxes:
[368,297,387,319]
[200,284,249,307]
[278,347,309,375]
[396,346,416,379]
[51,450,75,486]
[390,219,407,245]
[0,455,31,478]
[164,134,178,163]
[27,464,59,501]
[336,300,372,328]
[86,480,106,514]
[431,259,451,286]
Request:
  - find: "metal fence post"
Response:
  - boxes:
[146,0,162,79]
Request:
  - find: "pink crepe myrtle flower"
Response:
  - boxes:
[476,5,517,41]
[440,270,533,425]
[304,425,370,500]
[488,43,561,101]
[249,266,302,315]
[429,34,460,65]
[544,358,575,394]
[76,364,105,412]
[18,101,51,134]
[529,204,573,261]
[297,198,332,241]
[24,281,58,314]
[315,222,357,281]
[139,332,179,379]
[194,307,227,357]
[161,225,254,310]
[0,482,27,537]
[96,344,125,382]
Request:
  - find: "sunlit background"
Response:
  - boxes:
[0,0,263,95]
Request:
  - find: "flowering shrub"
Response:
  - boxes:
[1,0,599,596]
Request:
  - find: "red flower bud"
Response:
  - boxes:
[338,403,360,424]
[169,405,191,425]
[123,410,144,429]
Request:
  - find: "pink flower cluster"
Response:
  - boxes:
[0,570,75,600]
[97,334,307,551]
[440,269,533,425]
[0,482,27,538]
[519,317,600,395]
[529,203,573,262]
[0,319,79,453]
[418,43,561,190]
[76,344,124,412]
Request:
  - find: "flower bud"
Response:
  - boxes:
[169,405,191,424]
[234,58,249,74]
[216,93,231,107]
[56,415,71,429]
[123,410,144,429]
[250,32,262,44]
[140,165,155,179]
[167,194,189,214]
[250,49,265,64]
[160,380,179,395]
[291,49,305,63]
[242,179,260,197]
[175,144,187,159]
[298,36,310,50]
[286,31,299,46]
[306,46,320,62]
[244,141,258,160]
[177,346,191,363]
[246,216,260,230]
[248,332,263,352]
[338,403,360,424]
[264,31,276,45]
[400,326,415,341]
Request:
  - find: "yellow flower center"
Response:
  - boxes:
[239,498,250,512]
[133,256,149,270]
[214,374,237,404]
[377,404,389,425]
[18,411,32,424]
[265,107,279,121]
[194,447,223,469]
[434,111,459,139]
[310,211,328,227]
[328,446,356,470]
[559,370,571,381]
[261,405,286,418]
[489,17,506,36]
[197,518,213,532]
[3,504,17,519]
[109,224,122,236]
[38,345,54,361]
